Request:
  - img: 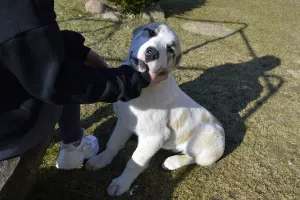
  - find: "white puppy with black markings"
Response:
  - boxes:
[85,22,225,196]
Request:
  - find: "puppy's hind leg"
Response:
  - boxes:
[85,120,132,170]
[162,154,195,170]
[191,124,225,167]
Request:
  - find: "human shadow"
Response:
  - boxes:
[158,0,207,18]
[81,103,117,152]
[27,102,195,200]
[178,55,283,157]
[27,148,194,200]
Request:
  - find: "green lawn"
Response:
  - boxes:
[27,0,300,199]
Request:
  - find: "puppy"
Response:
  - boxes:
[85,22,225,196]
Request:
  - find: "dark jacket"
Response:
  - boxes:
[0,0,150,159]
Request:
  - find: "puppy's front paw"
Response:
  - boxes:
[107,177,131,196]
[85,151,112,170]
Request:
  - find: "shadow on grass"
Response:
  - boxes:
[175,16,250,56]
[58,14,124,48]
[28,55,283,200]
[84,20,124,48]
[158,0,206,18]
[174,17,283,157]
[28,14,284,200]
[28,103,194,199]
[27,151,194,200]
[36,56,282,200]
[178,55,282,158]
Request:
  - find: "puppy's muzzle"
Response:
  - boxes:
[145,47,159,62]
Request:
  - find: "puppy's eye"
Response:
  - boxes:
[167,46,174,53]
[148,29,156,37]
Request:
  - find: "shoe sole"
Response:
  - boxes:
[56,153,85,170]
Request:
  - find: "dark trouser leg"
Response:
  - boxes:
[58,104,82,144]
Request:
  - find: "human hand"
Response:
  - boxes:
[85,49,109,68]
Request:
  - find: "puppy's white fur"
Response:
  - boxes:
[85,23,225,196]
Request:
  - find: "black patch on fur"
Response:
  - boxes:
[175,54,182,66]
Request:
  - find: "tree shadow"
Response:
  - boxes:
[178,55,283,157]
[57,16,114,23]
[57,14,124,48]
[84,20,124,47]
[174,16,250,57]
[158,0,207,18]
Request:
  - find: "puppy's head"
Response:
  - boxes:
[126,23,181,74]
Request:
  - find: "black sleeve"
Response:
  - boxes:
[60,30,91,62]
[0,22,150,104]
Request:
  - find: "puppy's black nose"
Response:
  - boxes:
[145,47,159,62]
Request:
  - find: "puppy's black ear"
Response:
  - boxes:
[132,25,145,37]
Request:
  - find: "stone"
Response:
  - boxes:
[286,69,300,79]
[0,137,53,199]
[0,104,60,199]
[84,0,119,21]
[0,157,20,190]
[293,60,300,64]
[102,11,119,21]
[181,22,234,37]
[142,3,165,21]
[85,0,107,14]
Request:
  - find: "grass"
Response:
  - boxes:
[27,0,300,199]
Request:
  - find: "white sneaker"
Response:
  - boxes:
[56,129,99,170]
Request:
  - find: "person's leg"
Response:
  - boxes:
[58,104,82,144]
[56,104,99,170]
